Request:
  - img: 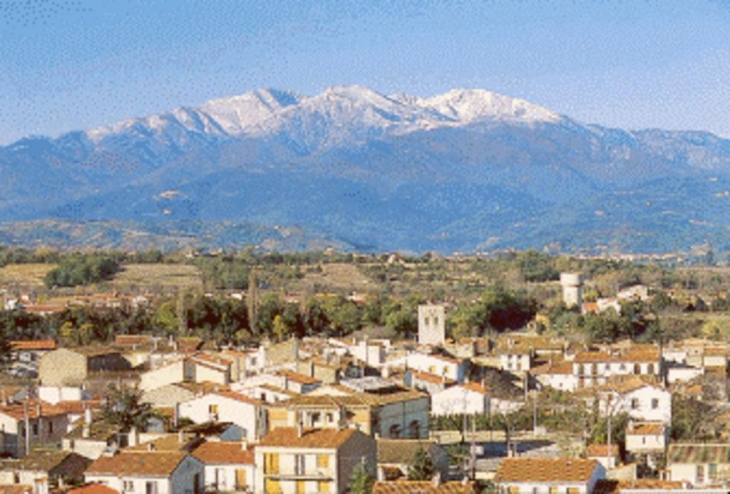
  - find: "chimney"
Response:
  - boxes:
[297,421,303,438]
[147,442,156,451]
[173,402,180,429]
[82,423,90,439]
[84,407,93,425]
[129,426,139,447]
[178,430,184,444]
[241,439,248,451]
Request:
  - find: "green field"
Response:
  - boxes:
[0,263,56,288]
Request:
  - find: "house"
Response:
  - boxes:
[62,417,125,460]
[431,381,490,416]
[177,390,267,441]
[139,353,232,393]
[400,352,468,384]
[407,369,455,395]
[0,449,91,493]
[586,443,619,471]
[625,421,668,468]
[494,457,605,494]
[0,400,69,458]
[592,377,672,425]
[572,345,661,390]
[254,426,376,494]
[9,340,56,364]
[372,480,477,493]
[38,348,132,388]
[85,449,204,494]
[376,439,449,481]
[666,444,730,485]
[531,360,577,392]
[275,379,430,439]
[277,370,322,394]
[190,440,255,493]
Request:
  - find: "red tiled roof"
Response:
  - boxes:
[461,382,490,396]
[278,369,321,385]
[373,481,477,493]
[258,427,357,449]
[213,390,262,406]
[191,441,255,465]
[86,451,188,477]
[586,443,619,458]
[629,422,665,436]
[10,340,56,351]
[495,458,599,483]
[411,370,455,386]
[0,400,69,420]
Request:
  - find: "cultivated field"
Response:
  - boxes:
[0,263,56,288]
[112,263,204,291]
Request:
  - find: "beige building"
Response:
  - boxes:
[418,304,446,346]
[255,427,376,494]
[39,347,132,387]
[0,400,69,458]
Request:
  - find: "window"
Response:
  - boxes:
[209,404,219,414]
[651,398,659,409]
[145,481,158,494]
[389,424,401,439]
[631,398,639,410]
[318,480,331,493]
[697,465,705,483]
[311,412,321,425]
[48,421,53,434]
[32,423,38,436]
[295,454,306,475]
[123,480,134,492]
[709,463,718,480]
[326,413,334,424]
[634,364,641,374]
[317,454,329,469]
[647,364,655,374]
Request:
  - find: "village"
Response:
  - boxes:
[0,265,730,494]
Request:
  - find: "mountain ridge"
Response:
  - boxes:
[2,85,730,254]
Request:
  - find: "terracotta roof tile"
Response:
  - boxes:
[372,480,477,493]
[258,427,357,449]
[0,399,68,421]
[495,458,599,483]
[629,422,665,436]
[461,382,490,396]
[191,441,255,465]
[278,369,321,385]
[586,443,619,458]
[10,340,56,351]
[86,451,188,477]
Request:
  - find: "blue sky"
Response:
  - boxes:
[1,0,729,144]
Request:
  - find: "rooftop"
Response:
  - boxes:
[495,457,599,483]
[191,441,255,465]
[85,451,188,477]
[258,427,358,449]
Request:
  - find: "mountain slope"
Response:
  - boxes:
[2,85,730,253]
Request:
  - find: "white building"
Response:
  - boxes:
[495,457,604,494]
[191,440,255,492]
[667,444,730,485]
[594,378,672,425]
[418,304,446,346]
[178,391,267,442]
[85,450,204,494]
[431,382,490,416]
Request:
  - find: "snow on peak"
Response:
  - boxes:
[199,88,302,135]
[422,88,562,124]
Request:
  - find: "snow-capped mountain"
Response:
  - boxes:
[1,85,730,253]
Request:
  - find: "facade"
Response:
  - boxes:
[178,391,267,442]
[254,427,376,494]
[431,382,490,417]
[0,400,69,458]
[190,441,255,492]
[39,348,132,388]
[494,457,605,494]
[667,444,730,485]
[418,304,446,346]
[625,421,668,468]
[595,379,672,425]
[402,353,467,384]
[560,273,584,309]
[571,346,661,390]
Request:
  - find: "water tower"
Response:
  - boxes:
[560,273,584,309]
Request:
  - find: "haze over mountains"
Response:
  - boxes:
[2,85,730,253]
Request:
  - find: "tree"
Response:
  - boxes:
[349,461,375,494]
[407,445,435,481]
[101,386,156,432]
